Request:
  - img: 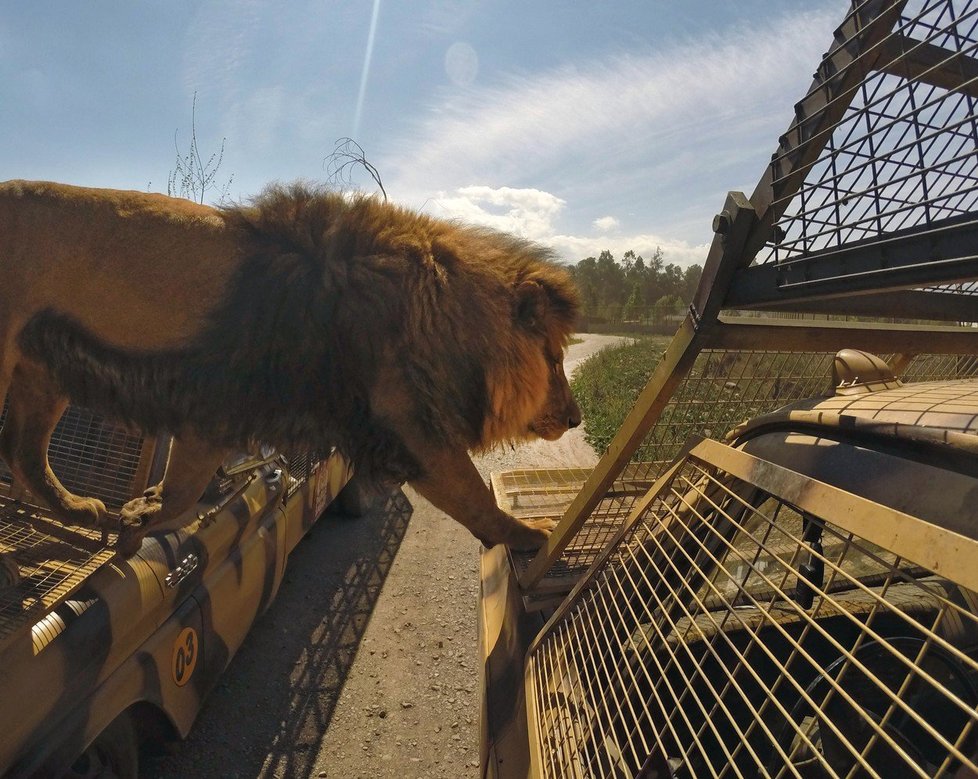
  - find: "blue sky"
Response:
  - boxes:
[1,0,849,267]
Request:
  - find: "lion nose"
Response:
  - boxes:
[568,407,582,429]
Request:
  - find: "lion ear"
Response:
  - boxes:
[514,279,547,329]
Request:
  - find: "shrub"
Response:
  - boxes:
[571,336,672,455]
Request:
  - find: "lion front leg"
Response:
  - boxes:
[0,359,108,528]
[117,433,227,556]
[409,446,555,551]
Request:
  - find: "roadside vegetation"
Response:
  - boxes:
[571,336,673,455]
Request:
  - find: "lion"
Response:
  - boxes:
[0,180,581,555]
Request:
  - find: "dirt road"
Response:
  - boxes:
[145,333,627,779]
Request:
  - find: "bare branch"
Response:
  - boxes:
[325,137,387,201]
[167,92,233,204]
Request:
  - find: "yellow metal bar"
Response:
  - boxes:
[517,315,701,590]
[694,437,978,596]
[526,449,693,659]
[519,193,758,591]
[706,315,978,354]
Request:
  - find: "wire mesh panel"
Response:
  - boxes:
[494,467,654,600]
[743,0,978,318]
[762,1,978,265]
[902,351,978,380]
[0,496,113,645]
[285,451,312,498]
[518,348,978,590]
[527,439,978,778]
[45,406,145,510]
[0,401,147,510]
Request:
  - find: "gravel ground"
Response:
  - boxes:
[144,333,627,779]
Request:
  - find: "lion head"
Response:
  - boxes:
[219,185,582,465]
[479,268,582,449]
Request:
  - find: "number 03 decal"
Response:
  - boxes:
[171,626,199,687]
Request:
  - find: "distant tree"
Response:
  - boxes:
[581,281,600,313]
[167,92,233,204]
[623,282,644,321]
[569,248,702,323]
[653,294,685,322]
[683,264,703,301]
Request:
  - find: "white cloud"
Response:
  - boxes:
[383,5,842,252]
[425,185,565,239]
[385,9,836,189]
[422,185,709,268]
[593,216,620,232]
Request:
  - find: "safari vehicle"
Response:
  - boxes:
[0,405,356,778]
[481,353,978,777]
[479,1,978,776]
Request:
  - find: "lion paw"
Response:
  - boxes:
[115,527,149,557]
[60,495,108,528]
[506,516,558,552]
[119,490,163,531]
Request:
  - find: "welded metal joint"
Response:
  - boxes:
[712,210,732,236]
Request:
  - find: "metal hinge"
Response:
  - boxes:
[165,553,199,588]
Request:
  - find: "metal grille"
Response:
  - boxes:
[285,451,311,498]
[627,349,836,474]
[494,467,653,598]
[0,401,145,509]
[902,351,978,380]
[0,495,112,645]
[759,0,978,273]
[527,439,978,778]
[521,349,978,587]
[46,406,144,509]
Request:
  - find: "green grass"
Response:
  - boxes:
[571,336,672,455]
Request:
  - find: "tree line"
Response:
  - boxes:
[569,249,702,330]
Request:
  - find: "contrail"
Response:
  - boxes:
[353,0,382,139]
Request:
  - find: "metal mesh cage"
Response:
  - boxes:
[506,0,978,599]
[45,406,145,509]
[512,349,978,590]
[760,0,978,272]
[526,438,978,778]
[0,401,146,510]
[285,451,312,498]
[0,496,114,645]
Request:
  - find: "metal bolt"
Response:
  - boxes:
[712,211,731,235]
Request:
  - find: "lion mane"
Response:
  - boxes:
[0,180,580,551]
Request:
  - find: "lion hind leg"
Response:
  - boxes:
[0,359,107,527]
[117,433,227,555]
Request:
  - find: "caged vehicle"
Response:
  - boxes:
[0,402,364,778]
[481,351,978,777]
[479,0,978,776]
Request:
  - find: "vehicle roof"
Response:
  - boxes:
[729,350,978,457]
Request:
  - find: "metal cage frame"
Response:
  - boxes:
[513,0,978,601]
